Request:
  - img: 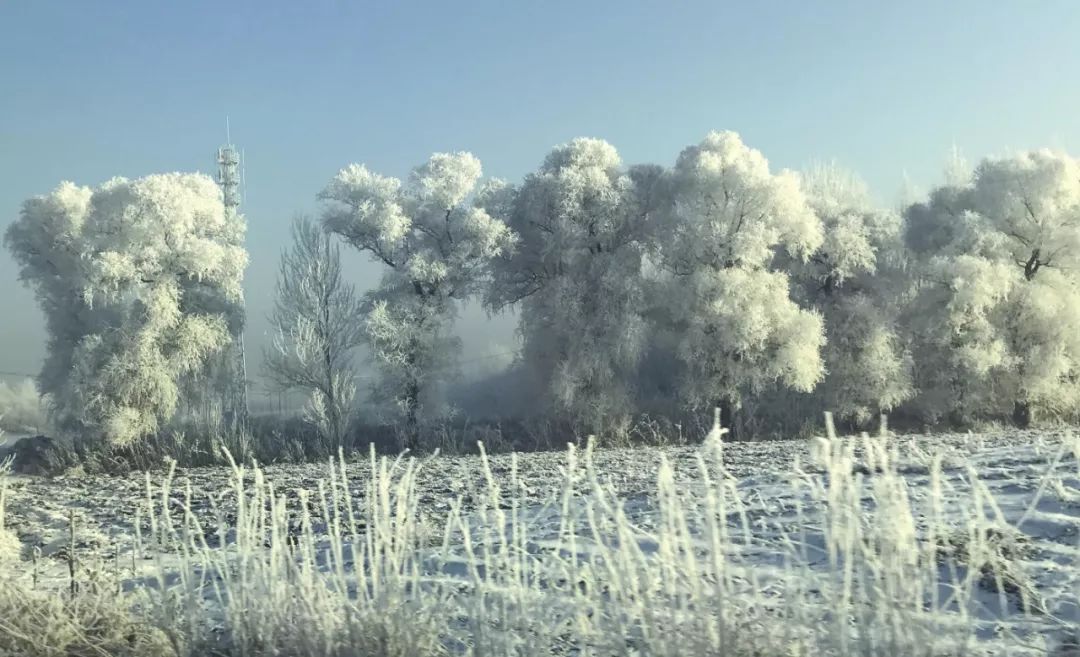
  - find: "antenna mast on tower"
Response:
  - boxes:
[217,122,241,212]
[215,118,249,425]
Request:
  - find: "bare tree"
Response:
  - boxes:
[264,215,364,450]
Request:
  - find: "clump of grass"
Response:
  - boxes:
[0,576,179,657]
[137,445,454,657]
[936,523,1045,614]
[0,452,180,656]
[0,453,20,564]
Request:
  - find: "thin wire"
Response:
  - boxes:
[348,348,520,382]
[0,370,35,379]
[0,348,522,387]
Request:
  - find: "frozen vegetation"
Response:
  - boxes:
[0,379,48,437]
[1,420,1080,656]
[2,131,1080,655]
[6,132,1080,453]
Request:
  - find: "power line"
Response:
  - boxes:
[348,348,521,382]
[0,351,521,423]
[0,370,35,379]
[0,348,521,388]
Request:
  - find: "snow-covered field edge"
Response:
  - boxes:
[2,423,1079,657]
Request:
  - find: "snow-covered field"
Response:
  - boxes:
[2,429,1079,656]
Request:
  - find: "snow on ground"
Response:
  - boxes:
[2,429,1079,655]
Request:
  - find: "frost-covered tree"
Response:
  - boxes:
[319,152,515,438]
[4,174,246,447]
[484,139,655,437]
[903,148,1080,426]
[264,215,364,450]
[4,182,96,413]
[653,131,825,437]
[781,163,913,426]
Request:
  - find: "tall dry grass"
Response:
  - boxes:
[2,416,1077,656]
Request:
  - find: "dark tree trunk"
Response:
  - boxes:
[1023,249,1041,281]
[1012,400,1033,429]
[404,377,420,450]
[719,400,738,442]
[325,389,341,451]
[322,238,339,452]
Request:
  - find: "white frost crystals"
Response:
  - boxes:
[784,162,914,425]
[4,173,247,447]
[652,131,826,432]
[9,131,1080,450]
[264,215,365,450]
[486,138,651,437]
[318,152,516,434]
[904,149,1080,426]
[663,130,823,268]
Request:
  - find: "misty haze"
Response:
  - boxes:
[1,2,1079,656]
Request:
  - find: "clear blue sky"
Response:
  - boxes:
[1,0,1079,385]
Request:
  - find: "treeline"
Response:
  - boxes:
[6,131,1080,454]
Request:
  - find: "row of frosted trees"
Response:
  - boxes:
[7,131,1080,450]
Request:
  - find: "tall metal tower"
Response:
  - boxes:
[216,120,250,425]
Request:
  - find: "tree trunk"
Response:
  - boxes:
[404,377,420,450]
[323,356,339,451]
[1012,399,1033,429]
[719,399,738,442]
[322,238,339,451]
[325,388,341,452]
